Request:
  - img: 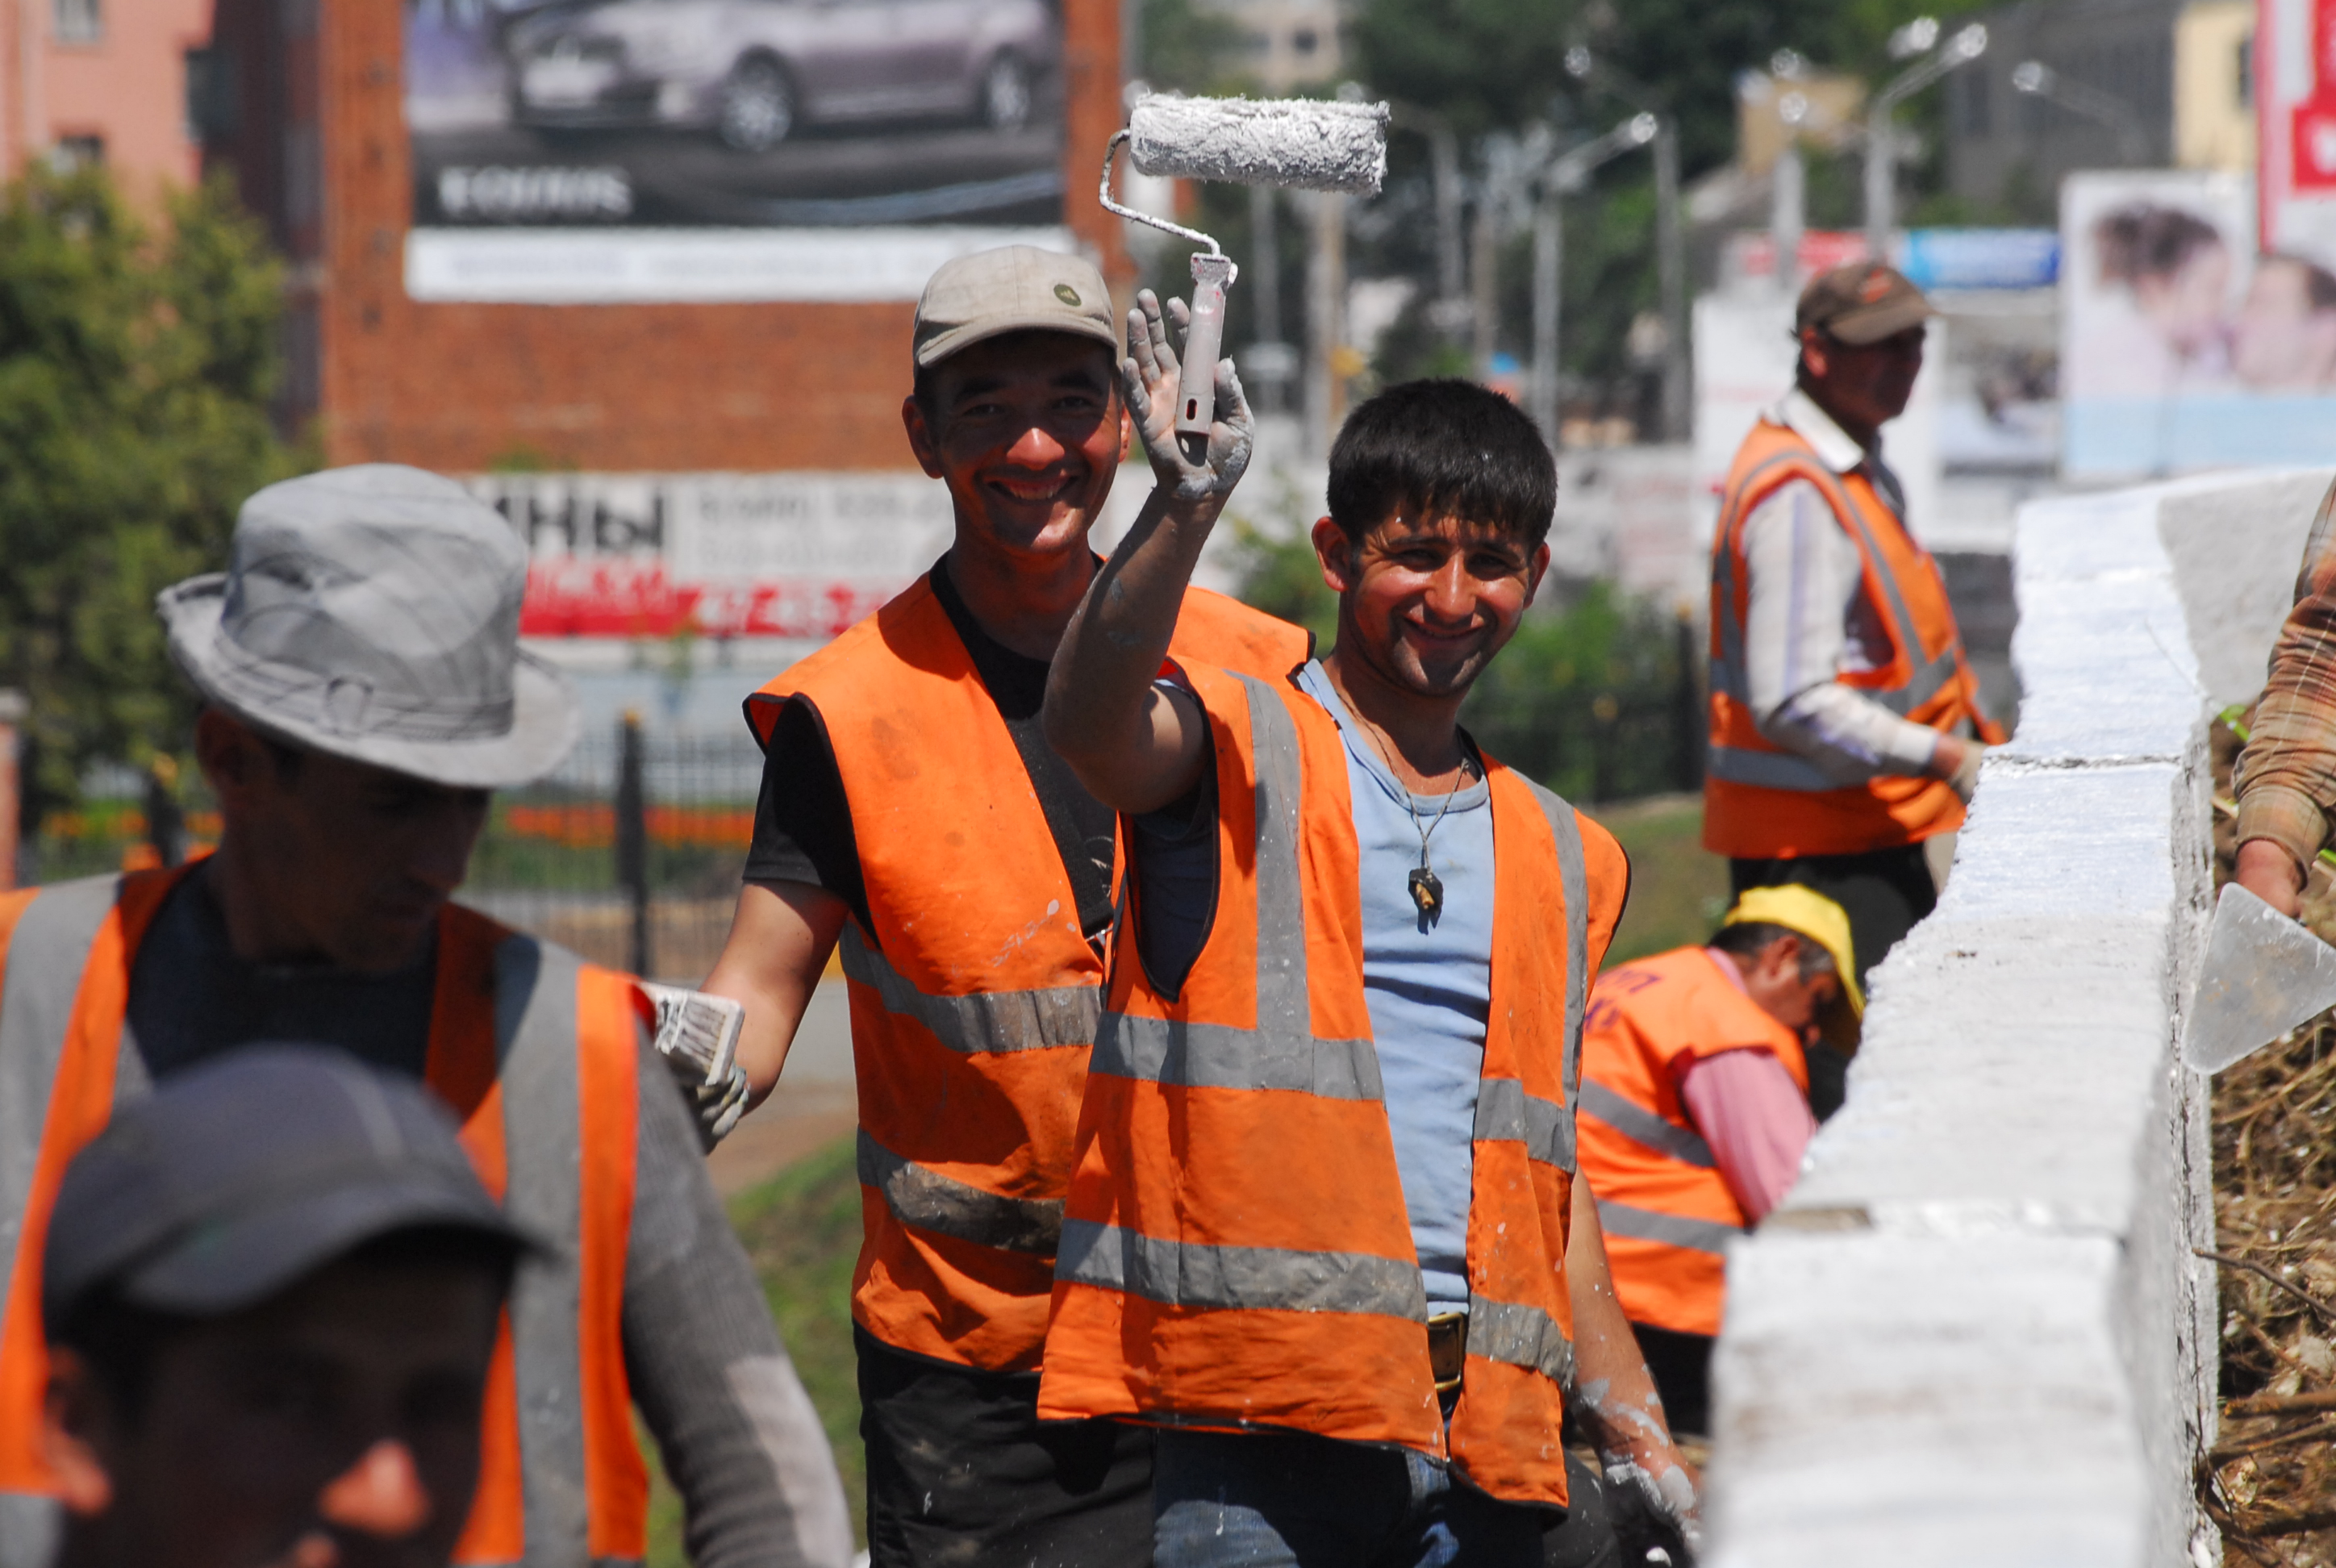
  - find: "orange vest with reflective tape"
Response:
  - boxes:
[1704,417,2002,859]
[0,869,650,1566]
[745,579,1310,1373]
[1575,947,1808,1339]
[1035,661,1629,1509]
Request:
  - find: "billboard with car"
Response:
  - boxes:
[403,0,1070,301]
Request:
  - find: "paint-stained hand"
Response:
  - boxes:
[1124,289,1253,507]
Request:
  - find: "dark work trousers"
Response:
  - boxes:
[1729,844,1938,1120]
[857,1324,1155,1568]
[1627,1323,1715,1440]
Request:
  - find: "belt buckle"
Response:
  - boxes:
[1426,1310,1468,1394]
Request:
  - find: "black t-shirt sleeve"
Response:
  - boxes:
[743,695,874,936]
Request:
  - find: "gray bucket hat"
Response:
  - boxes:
[157,464,581,789]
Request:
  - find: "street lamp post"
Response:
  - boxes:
[1864,20,1989,257]
[1564,48,1690,441]
[2010,60,2149,164]
[1530,113,1660,444]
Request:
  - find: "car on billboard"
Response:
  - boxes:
[504,0,1058,153]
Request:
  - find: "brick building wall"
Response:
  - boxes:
[208,0,1128,472]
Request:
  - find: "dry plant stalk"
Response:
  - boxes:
[2207,712,2336,1565]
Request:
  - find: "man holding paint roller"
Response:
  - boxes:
[1039,319,1701,1563]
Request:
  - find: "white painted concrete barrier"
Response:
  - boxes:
[1704,469,2333,1567]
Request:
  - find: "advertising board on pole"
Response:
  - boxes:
[404,0,1074,302]
[2063,168,2336,475]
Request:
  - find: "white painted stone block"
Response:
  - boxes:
[1701,469,2304,1566]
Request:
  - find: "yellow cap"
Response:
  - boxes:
[1721,886,1863,1019]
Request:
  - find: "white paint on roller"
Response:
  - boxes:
[1127,94,1389,197]
[1700,469,2336,1566]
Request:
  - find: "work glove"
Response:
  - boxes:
[1948,740,1988,806]
[683,1060,752,1151]
[1124,288,1254,507]
[1602,1456,1700,1566]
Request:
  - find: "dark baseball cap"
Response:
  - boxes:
[1796,261,1937,346]
[42,1045,532,1335]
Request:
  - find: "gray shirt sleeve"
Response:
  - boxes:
[624,1030,856,1568]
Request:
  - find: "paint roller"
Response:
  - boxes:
[1102,94,1389,457]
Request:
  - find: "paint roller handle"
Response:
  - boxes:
[1174,253,1237,462]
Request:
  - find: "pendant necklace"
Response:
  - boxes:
[1357,719,1474,922]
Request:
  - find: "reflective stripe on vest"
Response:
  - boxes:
[1057,1218,1429,1318]
[1578,1078,1716,1169]
[0,883,648,1568]
[1596,1199,1742,1257]
[839,924,1099,1057]
[857,1127,1064,1256]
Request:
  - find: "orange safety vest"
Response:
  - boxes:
[1035,661,1630,1510]
[1703,416,2003,859]
[1575,947,1809,1339]
[0,869,650,1566]
[745,579,1310,1373]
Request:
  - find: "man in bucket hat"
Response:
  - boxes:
[40,1046,529,1568]
[0,465,853,1568]
[1703,261,2003,1119]
[700,248,1306,1565]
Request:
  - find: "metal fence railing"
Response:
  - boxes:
[23,718,765,985]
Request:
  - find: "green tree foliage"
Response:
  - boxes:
[0,166,305,826]
[1228,526,1697,804]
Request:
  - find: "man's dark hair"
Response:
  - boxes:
[1324,379,1557,548]
[1709,920,1838,983]
[51,1225,516,1425]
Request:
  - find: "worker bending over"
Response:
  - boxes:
[0,466,851,1568]
[1705,261,2001,1117]
[703,248,1305,1566]
[1576,886,1858,1437]
[1038,311,1696,1565]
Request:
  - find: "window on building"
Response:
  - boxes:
[186,45,237,142]
[51,0,98,44]
[1292,27,1318,54]
[48,136,102,171]
[2238,33,2255,108]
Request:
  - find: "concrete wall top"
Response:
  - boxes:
[1704,467,2333,1568]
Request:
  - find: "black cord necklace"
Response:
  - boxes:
[1356,719,1475,922]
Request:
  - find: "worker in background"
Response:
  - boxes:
[1039,334,1697,1563]
[700,248,1308,1566]
[0,465,853,1568]
[38,1048,527,1568]
[2235,481,2336,916]
[1705,260,2003,1118]
[1575,886,1859,1439]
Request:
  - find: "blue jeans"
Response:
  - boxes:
[1153,1427,1548,1568]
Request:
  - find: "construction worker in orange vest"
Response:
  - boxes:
[700,248,1308,1567]
[38,1049,528,1568]
[1037,316,1698,1566]
[0,466,853,1568]
[1706,260,2003,1119]
[1575,885,1860,1439]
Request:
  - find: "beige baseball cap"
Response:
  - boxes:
[912,245,1118,370]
